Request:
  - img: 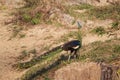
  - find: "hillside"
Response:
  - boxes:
[0,0,120,80]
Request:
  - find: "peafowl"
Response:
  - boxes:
[61,40,81,61]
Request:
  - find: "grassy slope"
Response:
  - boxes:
[20,49,63,80]
[19,38,120,80]
[79,38,120,63]
[15,1,120,79]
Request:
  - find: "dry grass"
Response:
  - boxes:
[79,38,120,63]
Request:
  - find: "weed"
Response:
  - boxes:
[18,50,28,60]
[43,76,51,80]
[64,4,94,20]
[31,18,40,25]
[19,34,26,38]
[91,26,106,36]
[0,5,7,10]
[29,49,37,54]
[55,31,82,45]
[22,13,31,22]
[46,20,52,25]
[20,49,62,80]
[113,45,120,53]
[117,69,120,76]
[53,21,63,27]
[24,0,40,7]
[111,21,119,30]
[79,39,120,63]
[87,3,120,20]
[11,26,23,38]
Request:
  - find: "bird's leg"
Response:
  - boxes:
[74,50,79,59]
[68,53,71,62]
[68,49,74,62]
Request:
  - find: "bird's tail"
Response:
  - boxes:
[15,45,63,69]
[41,45,62,56]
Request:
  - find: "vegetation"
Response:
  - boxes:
[86,2,120,20]
[20,49,63,80]
[24,0,40,7]
[17,49,36,60]
[111,21,119,30]
[19,38,120,80]
[56,31,82,43]
[16,0,66,25]
[65,4,94,20]
[79,39,120,63]
[15,48,62,69]
[65,2,120,21]
[91,26,106,36]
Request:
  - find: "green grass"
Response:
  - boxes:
[79,39,120,63]
[18,50,28,60]
[86,3,120,20]
[15,48,62,69]
[21,12,42,25]
[0,5,7,10]
[91,26,106,36]
[9,25,23,39]
[31,18,40,25]
[18,38,120,80]
[22,13,31,22]
[19,33,26,38]
[24,0,40,7]
[29,49,37,54]
[20,49,63,80]
[114,45,120,53]
[65,2,120,20]
[111,21,119,30]
[56,31,82,44]
[65,4,94,20]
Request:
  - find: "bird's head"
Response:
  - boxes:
[77,21,82,29]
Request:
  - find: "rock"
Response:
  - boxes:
[54,62,120,80]
[54,62,101,80]
[58,14,75,26]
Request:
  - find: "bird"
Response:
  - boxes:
[42,40,81,61]
[61,40,81,61]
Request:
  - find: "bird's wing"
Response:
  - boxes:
[72,45,80,49]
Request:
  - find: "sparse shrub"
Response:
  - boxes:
[17,0,66,25]
[91,26,106,36]
[57,31,82,43]
[43,76,51,80]
[18,50,28,60]
[24,0,40,7]
[114,45,120,53]
[11,26,23,38]
[29,49,37,54]
[22,14,31,22]
[87,2,120,20]
[31,18,40,25]
[19,34,26,38]
[111,21,119,30]
[79,39,120,63]
[75,3,94,10]
[65,4,93,19]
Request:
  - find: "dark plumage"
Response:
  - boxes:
[61,40,81,59]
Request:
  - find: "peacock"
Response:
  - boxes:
[61,40,81,61]
[17,21,82,69]
[18,22,82,80]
